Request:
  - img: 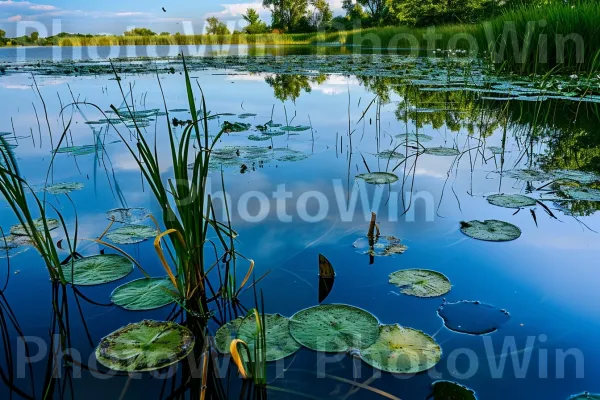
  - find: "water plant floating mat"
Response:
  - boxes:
[95,320,195,372]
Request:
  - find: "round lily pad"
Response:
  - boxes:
[53,145,98,156]
[105,225,158,244]
[111,278,177,311]
[568,393,600,400]
[563,187,600,202]
[280,125,310,132]
[215,318,244,354]
[356,172,399,185]
[486,194,537,208]
[431,380,477,399]
[552,170,600,184]
[61,254,134,286]
[106,207,151,224]
[353,236,408,256]
[395,133,433,142]
[262,130,286,137]
[438,300,510,335]
[459,220,521,242]
[424,147,460,157]
[10,218,60,236]
[376,150,406,160]
[44,182,84,195]
[95,320,195,372]
[359,325,441,374]
[504,169,551,182]
[389,269,451,298]
[289,304,380,352]
[248,134,272,141]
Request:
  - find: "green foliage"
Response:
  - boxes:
[243,8,270,34]
[159,32,171,36]
[124,28,157,36]
[206,17,231,35]
[30,31,39,41]
[0,29,5,39]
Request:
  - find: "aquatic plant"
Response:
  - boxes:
[388,269,451,298]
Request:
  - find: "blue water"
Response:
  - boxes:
[1,50,600,399]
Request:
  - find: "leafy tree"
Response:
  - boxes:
[309,0,333,28]
[263,0,309,31]
[206,17,231,35]
[243,8,269,34]
[30,31,39,41]
[0,29,5,39]
[159,32,171,36]
[124,28,157,36]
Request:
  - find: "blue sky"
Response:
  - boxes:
[0,0,344,36]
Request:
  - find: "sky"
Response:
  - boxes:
[0,0,344,37]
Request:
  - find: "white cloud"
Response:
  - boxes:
[7,14,21,21]
[204,1,269,20]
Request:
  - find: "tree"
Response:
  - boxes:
[0,29,5,39]
[159,32,171,36]
[206,17,230,35]
[242,8,269,34]
[309,0,333,28]
[124,28,157,36]
[30,31,39,41]
[263,0,309,31]
[343,0,390,25]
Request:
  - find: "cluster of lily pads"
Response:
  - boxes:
[194,145,309,172]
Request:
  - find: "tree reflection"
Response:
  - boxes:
[265,74,327,102]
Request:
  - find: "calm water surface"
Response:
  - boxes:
[0,46,599,399]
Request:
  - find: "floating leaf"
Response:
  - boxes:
[356,172,399,185]
[395,133,433,142]
[44,182,84,195]
[430,380,477,399]
[486,194,537,208]
[353,236,407,256]
[168,108,188,112]
[504,169,551,182]
[53,145,98,156]
[111,278,177,311]
[459,220,521,242]
[61,254,134,286]
[280,125,310,132]
[438,300,510,335]
[215,314,301,362]
[318,254,335,278]
[105,225,158,245]
[289,304,379,352]
[222,121,251,132]
[261,130,286,137]
[376,150,406,160]
[238,113,257,119]
[424,147,460,156]
[359,324,441,374]
[95,320,195,372]
[568,393,600,400]
[10,218,59,236]
[248,134,272,141]
[487,146,505,155]
[389,269,451,298]
[562,187,600,202]
[106,207,151,224]
[552,170,600,184]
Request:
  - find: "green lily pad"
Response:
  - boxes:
[289,304,380,352]
[504,169,552,182]
[431,380,477,399]
[356,172,399,185]
[44,182,84,195]
[248,134,272,141]
[395,133,433,142]
[53,145,98,156]
[389,269,451,298]
[95,320,195,372]
[424,147,460,157]
[168,108,188,112]
[376,150,406,160]
[105,225,158,244]
[562,187,600,202]
[238,113,257,119]
[552,170,600,184]
[262,130,286,136]
[568,393,600,400]
[353,236,408,256]
[216,314,301,362]
[280,125,310,132]
[359,324,441,374]
[222,121,251,132]
[486,194,537,208]
[460,220,521,242]
[61,254,134,286]
[10,218,59,236]
[106,207,151,224]
[111,278,177,311]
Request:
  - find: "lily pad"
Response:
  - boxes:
[376,150,406,160]
[106,207,151,224]
[105,225,158,245]
[95,320,195,372]
[353,236,408,256]
[248,134,272,141]
[438,300,510,335]
[552,170,600,184]
[356,172,399,185]
[262,130,286,137]
[459,220,521,242]
[568,393,600,400]
[10,218,59,236]
[562,187,600,202]
[395,133,433,142]
[424,147,460,157]
[61,254,134,286]
[504,169,552,182]
[44,182,84,195]
[486,194,537,208]
[214,314,301,362]
[289,304,380,352]
[389,269,451,298]
[53,145,98,156]
[359,324,441,374]
[280,125,310,132]
[487,146,505,155]
[238,113,257,119]
[111,278,177,311]
[430,381,477,399]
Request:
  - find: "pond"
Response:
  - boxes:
[1,45,600,400]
